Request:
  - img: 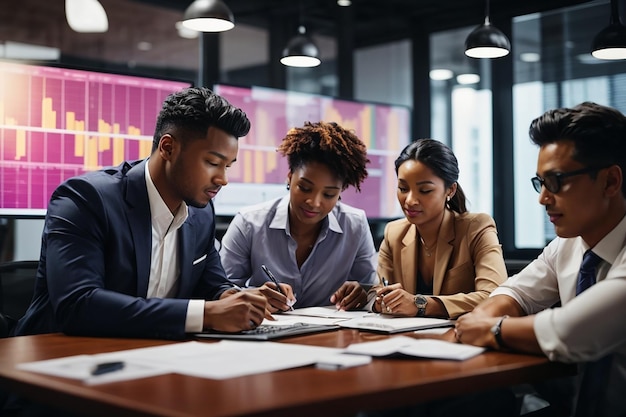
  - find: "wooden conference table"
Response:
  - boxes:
[0,331,576,417]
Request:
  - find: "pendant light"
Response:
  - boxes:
[464,0,510,59]
[281,25,321,68]
[591,0,626,60]
[182,0,235,33]
[65,0,108,33]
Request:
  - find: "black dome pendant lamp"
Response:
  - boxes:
[591,0,626,60]
[465,0,510,59]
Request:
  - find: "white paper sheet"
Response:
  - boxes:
[338,314,453,333]
[17,341,343,383]
[16,354,169,385]
[344,336,485,360]
[282,306,369,320]
[162,341,342,379]
[263,314,346,326]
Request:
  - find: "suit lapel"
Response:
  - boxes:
[401,225,417,294]
[124,160,152,297]
[433,209,455,295]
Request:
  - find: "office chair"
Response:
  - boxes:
[0,260,39,338]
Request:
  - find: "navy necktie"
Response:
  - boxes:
[574,250,612,417]
[576,250,602,295]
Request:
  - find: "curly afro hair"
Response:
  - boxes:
[277,121,369,192]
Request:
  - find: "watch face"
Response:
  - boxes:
[414,295,427,307]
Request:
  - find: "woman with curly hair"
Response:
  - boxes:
[219,121,376,310]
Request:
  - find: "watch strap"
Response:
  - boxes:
[491,315,509,350]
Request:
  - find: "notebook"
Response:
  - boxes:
[195,322,340,341]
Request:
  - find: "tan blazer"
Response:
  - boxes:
[376,209,507,318]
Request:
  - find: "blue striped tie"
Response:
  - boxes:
[574,250,612,417]
[576,250,601,295]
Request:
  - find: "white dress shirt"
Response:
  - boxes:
[145,162,204,332]
[492,214,626,416]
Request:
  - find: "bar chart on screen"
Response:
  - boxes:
[213,84,411,219]
[0,61,190,216]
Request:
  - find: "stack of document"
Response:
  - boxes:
[271,306,454,333]
[195,307,453,340]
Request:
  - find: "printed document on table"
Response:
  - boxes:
[165,341,342,379]
[17,354,169,385]
[283,306,369,320]
[262,314,344,326]
[17,341,344,382]
[338,314,453,333]
[345,335,485,360]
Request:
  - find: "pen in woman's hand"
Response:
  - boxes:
[261,264,294,311]
[380,277,392,314]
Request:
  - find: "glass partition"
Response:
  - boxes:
[430,27,494,215]
[512,0,626,248]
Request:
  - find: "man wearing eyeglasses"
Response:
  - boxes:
[455,102,626,417]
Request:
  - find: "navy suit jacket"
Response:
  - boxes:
[14,159,234,339]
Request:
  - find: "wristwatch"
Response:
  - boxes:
[414,294,428,316]
[490,315,509,350]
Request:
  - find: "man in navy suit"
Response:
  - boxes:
[14,87,290,340]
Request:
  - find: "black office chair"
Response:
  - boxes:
[0,260,39,338]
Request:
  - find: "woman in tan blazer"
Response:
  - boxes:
[373,139,507,319]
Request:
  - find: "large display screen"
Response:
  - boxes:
[213,84,411,220]
[0,61,191,216]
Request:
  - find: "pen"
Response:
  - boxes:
[91,361,125,376]
[261,264,294,311]
[380,277,390,314]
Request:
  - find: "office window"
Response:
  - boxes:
[512,1,626,249]
[430,27,494,215]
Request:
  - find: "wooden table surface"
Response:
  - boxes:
[0,331,576,417]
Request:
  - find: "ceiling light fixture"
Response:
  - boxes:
[456,73,481,85]
[337,0,352,6]
[182,0,235,32]
[65,0,109,33]
[591,0,626,60]
[464,0,510,59]
[281,25,321,68]
[520,52,541,63]
[429,69,454,81]
[175,21,200,39]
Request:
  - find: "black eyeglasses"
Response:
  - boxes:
[531,166,608,194]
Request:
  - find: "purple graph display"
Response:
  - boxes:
[0,61,191,216]
[213,84,411,219]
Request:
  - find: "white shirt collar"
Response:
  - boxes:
[590,213,626,266]
[144,160,188,237]
[269,195,343,234]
